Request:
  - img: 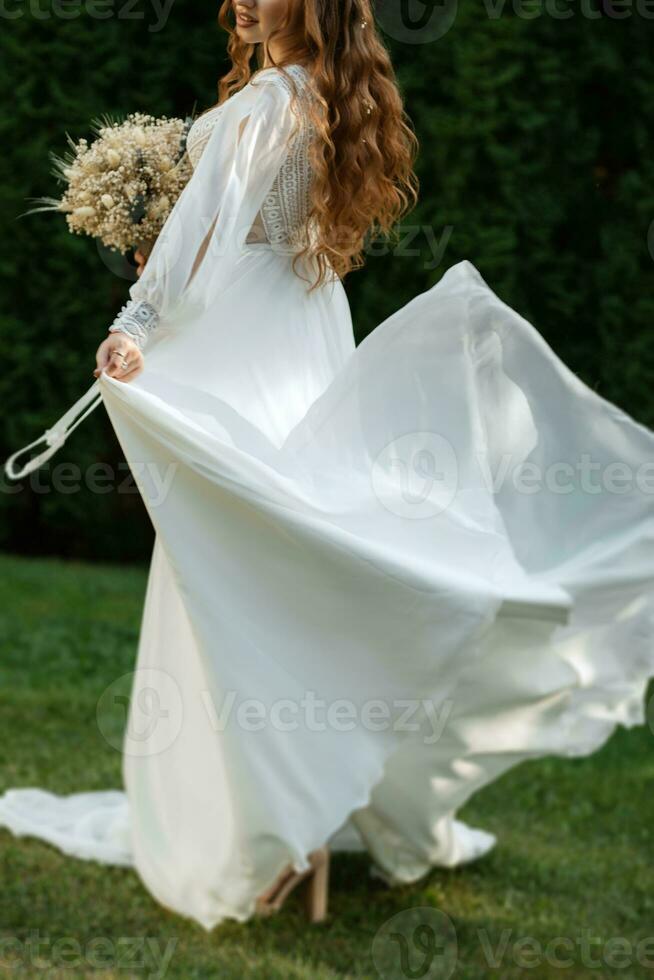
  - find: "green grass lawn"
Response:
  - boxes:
[0,551,652,980]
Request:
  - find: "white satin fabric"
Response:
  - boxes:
[1,66,653,932]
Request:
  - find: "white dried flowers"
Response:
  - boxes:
[23,111,194,255]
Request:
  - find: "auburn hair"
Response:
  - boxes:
[214,0,419,288]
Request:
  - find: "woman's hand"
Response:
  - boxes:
[94,242,152,381]
[134,248,148,277]
[94,333,144,383]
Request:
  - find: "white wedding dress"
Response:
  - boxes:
[2,64,654,931]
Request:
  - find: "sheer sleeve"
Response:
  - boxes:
[125,70,301,346]
[5,71,304,479]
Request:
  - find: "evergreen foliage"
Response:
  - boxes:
[1,3,651,560]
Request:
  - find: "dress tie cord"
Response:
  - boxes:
[4,381,103,480]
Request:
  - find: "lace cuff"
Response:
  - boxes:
[108,299,159,350]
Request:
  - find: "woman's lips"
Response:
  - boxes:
[235,10,259,27]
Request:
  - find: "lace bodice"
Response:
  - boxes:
[185,64,315,253]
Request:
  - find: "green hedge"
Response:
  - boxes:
[1,3,652,561]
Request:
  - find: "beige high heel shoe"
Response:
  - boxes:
[255,846,330,923]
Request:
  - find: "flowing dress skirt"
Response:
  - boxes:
[1,253,653,930]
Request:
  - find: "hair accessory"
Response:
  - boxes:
[361,19,369,28]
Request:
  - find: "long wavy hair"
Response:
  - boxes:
[212,0,419,288]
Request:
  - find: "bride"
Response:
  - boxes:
[2,0,654,932]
